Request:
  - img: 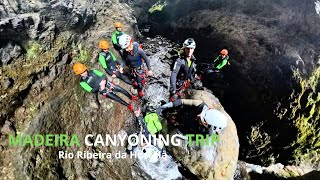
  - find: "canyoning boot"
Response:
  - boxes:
[138,90,144,97]
[127,104,134,111]
[131,95,139,101]
[169,94,178,102]
[132,81,139,87]
[170,115,177,125]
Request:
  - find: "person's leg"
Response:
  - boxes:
[104,92,129,106]
[115,71,132,85]
[136,73,143,90]
[112,84,132,99]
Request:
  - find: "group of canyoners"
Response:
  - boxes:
[72,22,230,163]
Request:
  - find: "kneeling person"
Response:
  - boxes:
[158,99,228,136]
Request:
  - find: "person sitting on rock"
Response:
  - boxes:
[211,49,230,70]
[169,38,197,102]
[73,63,137,111]
[118,34,153,97]
[98,39,132,85]
[157,98,228,136]
[111,22,125,57]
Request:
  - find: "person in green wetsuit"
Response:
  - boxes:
[72,63,137,111]
[211,49,230,70]
[111,22,124,57]
[98,39,132,85]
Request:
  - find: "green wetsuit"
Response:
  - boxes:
[98,51,132,85]
[79,70,133,106]
[213,55,229,69]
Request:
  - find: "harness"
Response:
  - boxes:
[129,43,147,85]
[100,81,116,97]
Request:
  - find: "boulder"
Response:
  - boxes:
[168,90,239,180]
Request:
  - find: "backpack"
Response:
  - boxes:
[144,112,162,135]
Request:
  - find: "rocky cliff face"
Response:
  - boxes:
[0,0,139,179]
[130,0,320,168]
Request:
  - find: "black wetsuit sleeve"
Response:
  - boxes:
[105,68,114,76]
[101,74,107,80]
[172,99,183,107]
[91,86,100,93]
[138,49,151,70]
[191,62,197,80]
[170,59,182,91]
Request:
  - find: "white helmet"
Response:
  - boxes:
[142,144,161,163]
[183,38,196,49]
[200,107,228,132]
[118,34,132,49]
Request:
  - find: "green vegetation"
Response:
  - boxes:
[26,42,42,60]
[290,66,320,166]
[71,43,90,63]
[148,1,167,13]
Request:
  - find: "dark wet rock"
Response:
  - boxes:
[0,42,22,65]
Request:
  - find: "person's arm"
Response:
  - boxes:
[99,54,108,69]
[160,99,205,110]
[180,99,204,107]
[191,61,197,80]
[138,49,151,70]
[111,32,118,45]
[170,59,182,93]
[98,54,112,74]
[213,55,220,63]
[80,82,99,93]
[110,51,124,67]
[216,59,228,69]
[93,70,106,78]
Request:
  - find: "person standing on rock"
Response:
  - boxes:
[73,63,137,111]
[118,34,153,97]
[98,39,132,85]
[157,99,228,136]
[169,38,197,102]
[211,49,230,70]
[111,22,125,57]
